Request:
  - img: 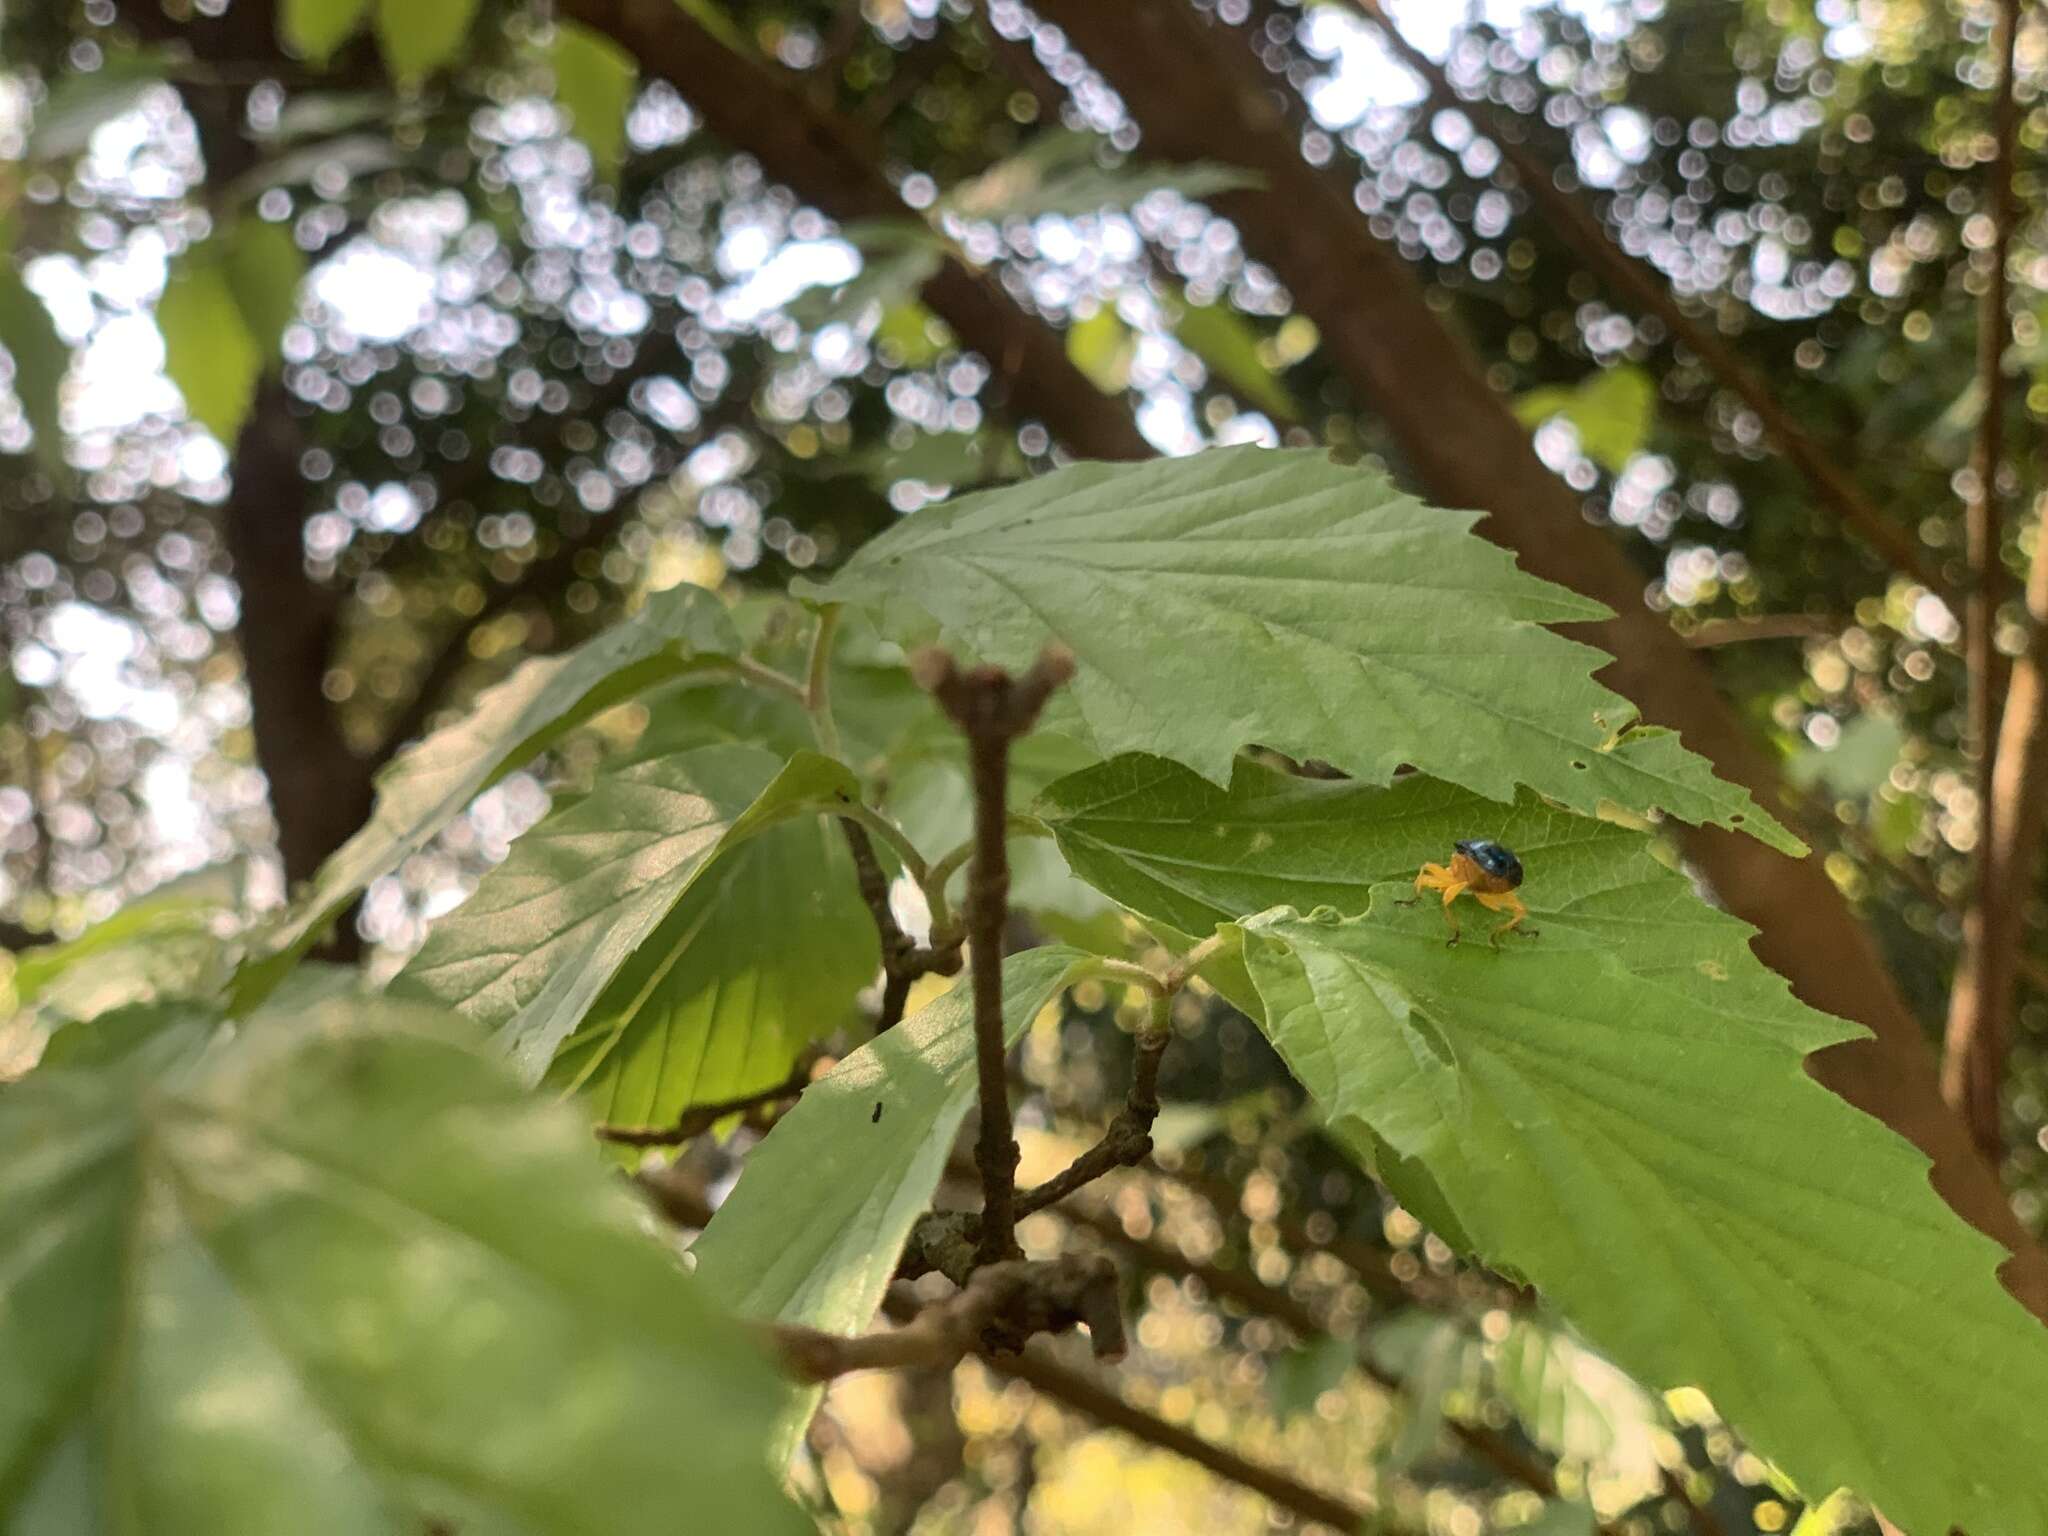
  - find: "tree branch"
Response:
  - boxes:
[1336,0,1946,598]
[942,1315,1373,1533]
[1941,0,2024,1154]
[839,817,963,1034]
[776,1254,1124,1382]
[557,0,1150,462]
[1016,994,1169,1218]
[915,644,1076,1263]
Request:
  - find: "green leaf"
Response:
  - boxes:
[1236,901,2048,1536]
[0,267,70,471]
[280,0,374,66]
[26,53,166,161]
[1264,1334,1354,1419]
[235,586,736,1010]
[396,746,862,1080]
[1064,305,1134,394]
[373,0,480,86]
[802,446,1797,852]
[944,130,1258,221]
[690,946,1097,1455]
[221,218,307,366]
[549,21,637,180]
[1512,366,1656,474]
[851,429,1022,490]
[1170,293,1298,420]
[158,247,261,444]
[0,995,807,1532]
[1786,714,1904,799]
[544,804,877,1134]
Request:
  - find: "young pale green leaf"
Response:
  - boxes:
[0,996,807,1534]
[221,217,307,364]
[545,809,877,1133]
[280,0,373,66]
[548,21,637,180]
[943,130,1258,221]
[800,446,1796,852]
[236,586,735,1008]
[1237,902,2048,1536]
[690,947,1097,1456]
[1064,305,1134,393]
[1170,293,1299,421]
[26,53,167,161]
[1512,365,1656,474]
[373,0,479,85]
[0,269,68,470]
[157,249,261,444]
[396,746,861,1080]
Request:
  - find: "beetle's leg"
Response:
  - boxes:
[1436,881,1468,946]
[1475,891,1537,947]
[1399,862,1452,907]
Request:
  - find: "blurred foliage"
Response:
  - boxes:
[1,0,2044,1530]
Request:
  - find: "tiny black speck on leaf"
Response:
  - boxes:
[872,1101,884,1123]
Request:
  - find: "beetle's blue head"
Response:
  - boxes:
[1455,839,1524,888]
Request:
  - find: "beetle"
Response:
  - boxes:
[1403,839,1537,948]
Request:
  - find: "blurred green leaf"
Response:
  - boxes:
[691,946,1096,1459]
[221,218,306,365]
[279,0,373,66]
[1064,305,1134,394]
[945,130,1258,221]
[1170,293,1298,420]
[549,21,637,180]
[396,746,862,1080]
[873,301,949,366]
[12,863,240,1011]
[373,0,479,85]
[158,248,261,444]
[1786,714,1905,799]
[1513,366,1656,473]
[1236,900,2048,1536]
[0,268,69,471]
[1516,1503,1598,1536]
[852,429,1022,490]
[235,586,736,1009]
[802,446,1796,852]
[1382,1316,1460,1473]
[1264,1334,1354,1419]
[26,52,167,161]
[544,779,877,1137]
[0,994,807,1532]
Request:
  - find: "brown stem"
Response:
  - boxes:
[948,1320,1373,1533]
[594,1052,820,1147]
[1016,1030,1168,1218]
[916,646,1077,1262]
[1941,0,2024,1156]
[839,818,963,1034]
[775,1254,1124,1382]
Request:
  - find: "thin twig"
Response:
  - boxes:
[804,604,843,758]
[733,654,810,705]
[938,1311,1375,1533]
[1017,992,1171,1218]
[1681,614,1840,648]
[1941,0,2025,1155]
[775,1254,1125,1382]
[840,817,963,1034]
[594,1052,821,1146]
[1335,0,1947,598]
[916,645,1078,1263]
